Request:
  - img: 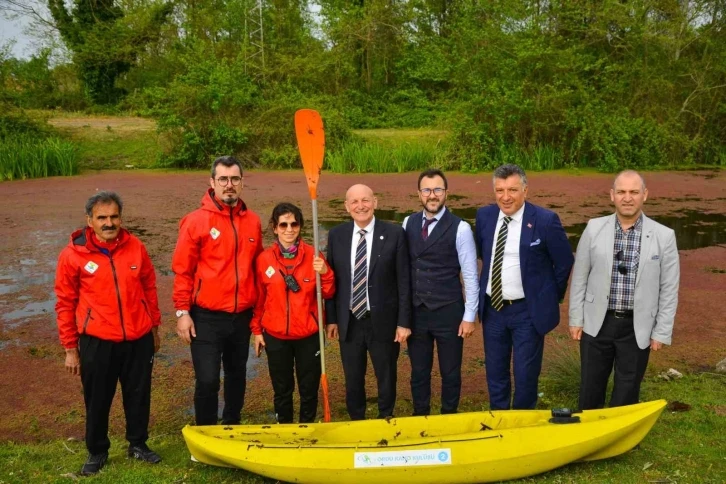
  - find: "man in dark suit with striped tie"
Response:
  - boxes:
[475,164,574,410]
[325,184,411,420]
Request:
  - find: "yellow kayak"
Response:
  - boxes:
[182,399,666,483]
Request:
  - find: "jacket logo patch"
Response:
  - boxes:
[249,238,255,242]
[265,266,275,278]
[304,278,311,282]
[210,227,220,239]
[130,265,137,270]
[84,261,99,274]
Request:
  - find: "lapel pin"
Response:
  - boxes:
[527,223,532,229]
[380,235,384,239]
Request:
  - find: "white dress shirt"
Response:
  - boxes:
[349,217,375,311]
[403,207,479,322]
[486,204,525,300]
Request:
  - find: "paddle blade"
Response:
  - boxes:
[294,109,325,199]
[321,373,331,422]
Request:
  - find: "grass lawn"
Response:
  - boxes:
[1,372,723,484]
[43,113,162,170]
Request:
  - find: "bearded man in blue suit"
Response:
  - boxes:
[475,164,574,410]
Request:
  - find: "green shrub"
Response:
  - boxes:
[259,146,299,169]
[0,111,51,140]
[448,96,700,172]
[157,121,248,169]
[245,94,352,168]
[342,90,442,129]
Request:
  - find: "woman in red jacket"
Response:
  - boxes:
[251,202,335,423]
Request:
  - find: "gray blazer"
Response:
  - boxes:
[569,214,680,349]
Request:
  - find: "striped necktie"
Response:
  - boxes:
[491,216,512,311]
[351,229,368,319]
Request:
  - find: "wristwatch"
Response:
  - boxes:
[175,309,189,318]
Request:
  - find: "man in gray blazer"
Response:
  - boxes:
[569,170,680,409]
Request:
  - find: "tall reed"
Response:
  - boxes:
[0,135,79,181]
[491,143,564,171]
[326,139,444,173]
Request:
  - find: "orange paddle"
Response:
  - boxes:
[294,109,331,422]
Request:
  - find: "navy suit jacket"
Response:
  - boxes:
[475,201,574,335]
[325,219,411,342]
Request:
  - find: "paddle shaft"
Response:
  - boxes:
[312,198,326,376]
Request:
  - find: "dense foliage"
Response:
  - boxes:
[2,0,725,171]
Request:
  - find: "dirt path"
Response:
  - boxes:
[48,116,156,131]
[1,169,724,442]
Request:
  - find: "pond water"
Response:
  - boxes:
[314,207,726,252]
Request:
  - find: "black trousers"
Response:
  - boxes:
[79,331,154,455]
[264,332,321,423]
[339,312,400,420]
[408,300,465,415]
[579,312,651,410]
[190,306,252,425]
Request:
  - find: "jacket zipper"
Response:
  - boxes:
[82,308,93,333]
[276,252,298,337]
[108,256,127,341]
[230,208,239,312]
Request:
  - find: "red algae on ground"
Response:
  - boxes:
[0,170,723,442]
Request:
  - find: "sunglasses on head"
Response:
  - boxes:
[616,250,627,275]
[277,221,300,229]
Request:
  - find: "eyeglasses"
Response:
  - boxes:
[420,187,446,197]
[216,176,243,187]
[616,250,627,275]
[277,221,300,230]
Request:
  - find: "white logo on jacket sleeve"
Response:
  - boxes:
[84,261,99,274]
[265,266,275,278]
[210,227,220,239]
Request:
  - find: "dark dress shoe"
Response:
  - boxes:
[127,443,162,464]
[80,452,108,476]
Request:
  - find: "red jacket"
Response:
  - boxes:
[172,189,263,313]
[251,241,335,340]
[55,228,162,349]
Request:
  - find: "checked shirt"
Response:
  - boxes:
[608,215,642,311]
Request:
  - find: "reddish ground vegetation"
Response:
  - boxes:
[0,169,723,442]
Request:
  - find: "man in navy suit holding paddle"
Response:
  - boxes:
[475,164,574,410]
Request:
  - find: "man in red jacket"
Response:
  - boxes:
[55,191,162,476]
[172,156,263,425]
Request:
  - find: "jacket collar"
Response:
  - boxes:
[203,188,248,215]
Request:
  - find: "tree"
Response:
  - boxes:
[47,0,173,104]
